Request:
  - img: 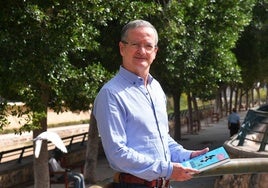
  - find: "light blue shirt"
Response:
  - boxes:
[93,66,192,181]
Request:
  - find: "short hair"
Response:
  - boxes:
[232,108,237,113]
[53,148,64,160]
[121,20,158,45]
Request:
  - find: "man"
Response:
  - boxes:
[49,149,85,188]
[228,108,240,137]
[93,19,209,188]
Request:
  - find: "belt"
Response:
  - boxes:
[113,173,169,188]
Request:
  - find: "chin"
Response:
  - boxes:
[134,60,149,67]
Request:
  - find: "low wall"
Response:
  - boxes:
[213,138,268,188]
[0,145,88,188]
[0,162,33,188]
[0,124,93,188]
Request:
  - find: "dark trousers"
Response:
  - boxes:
[229,123,239,137]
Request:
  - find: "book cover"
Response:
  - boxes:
[181,146,230,172]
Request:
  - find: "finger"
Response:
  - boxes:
[198,148,209,155]
[183,171,194,181]
[185,170,199,175]
[195,147,210,157]
[203,147,210,153]
[185,167,199,173]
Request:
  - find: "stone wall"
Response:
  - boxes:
[0,163,33,188]
[215,174,268,188]
[213,138,268,188]
[0,146,87,188]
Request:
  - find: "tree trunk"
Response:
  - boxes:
[255,87,260,106]
[172,91,182,141]
[245,89,249,110]
[186,92,193,134]
[251,88,254,107]
[215,88,221,115]
[234,87,239,111]
[222,86,228,116]
[33,88,49,188]
[239,88,244,111]
[229,86,234,113]
[192,94,200,132]
[84,112,99,184]
[266,85,268,104]
[33,129,49,188]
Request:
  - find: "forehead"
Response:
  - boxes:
[126,27,156,42]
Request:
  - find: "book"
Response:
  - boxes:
[181,146,230,172]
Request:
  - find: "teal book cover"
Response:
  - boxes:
[182,146,230,172]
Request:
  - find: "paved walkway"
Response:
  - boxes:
[170,110,247,188]
[26,110,248,188]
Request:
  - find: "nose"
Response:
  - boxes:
[136,45,147,54]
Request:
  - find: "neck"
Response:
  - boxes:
[138,71,149,86]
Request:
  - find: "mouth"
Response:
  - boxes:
[134,56,147,60]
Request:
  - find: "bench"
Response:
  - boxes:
[211,112,219,123]
[49,163,70,188]
[49,160,84,188]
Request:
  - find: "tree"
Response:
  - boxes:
[0,1,112,187]
[152,0,256,140]
[0,0,161,186]
[234,0,268,107]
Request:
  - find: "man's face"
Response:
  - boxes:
[119,26,158,76]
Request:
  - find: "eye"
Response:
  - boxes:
[126,41,156,53]
[130,43,139,48]
[145,44,154,50]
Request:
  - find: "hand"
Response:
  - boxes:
[190,147,209,159]
[170,163,199,181]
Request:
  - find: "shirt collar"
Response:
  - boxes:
[119,66,153,85]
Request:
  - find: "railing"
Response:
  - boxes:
[168,105,216,125]
[195,158,268,178]
[237,105,268,151]
[0,132,88,164]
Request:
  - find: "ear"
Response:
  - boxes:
[119,41,125,56]
[151,47,158,61]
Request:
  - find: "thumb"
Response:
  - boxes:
[191,147,209,158]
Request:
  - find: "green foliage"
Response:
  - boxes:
[0,0,113,131]
[0,0,265,133]
[153,0,256,100]
[234,0,268,90]
[93,1,160,72]
[48,63,113,112]
[0,0,161,132]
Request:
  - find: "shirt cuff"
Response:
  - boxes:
[165,161,173,179]
[181,150,193,162]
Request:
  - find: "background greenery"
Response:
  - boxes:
[0,0,267,186]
